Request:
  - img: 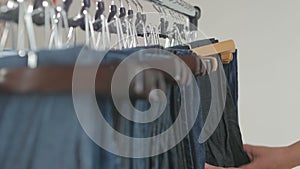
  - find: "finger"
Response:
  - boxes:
[243,144,256,160]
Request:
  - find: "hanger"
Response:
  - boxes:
[0,0,18,52]
[106,0,125,49]
[63,0,72,13]
[132,0,143,35]
[128,0,145,46]
[118,0,126,18]
[32,0,46,26]
[93,0,104,31]
[117,0,134,48]
[93,0,111,50]
[0,0,19,23]
[0,22,10,52]
[107,0,117,23]
[48,0,69,49]
[152,4,169,38]
[119,0,137,48]
[68,0,89,30]
[68,0,97,47]
[191,39,235,64]
[18,0,38,68]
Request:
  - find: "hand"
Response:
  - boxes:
[205,144,290,169]
[241,144,290,169]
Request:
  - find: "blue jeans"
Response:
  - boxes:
[0,46,205,169]
[199,56,250,167]
[170,43,248,167]
[222,50,239,114]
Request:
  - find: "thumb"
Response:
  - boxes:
[243,144,259,161]
[243,144,254,154]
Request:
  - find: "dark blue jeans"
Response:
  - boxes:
[109,48,205,169]
[170,42,248,167]
[199,55,249,167]
[222,50,239,113]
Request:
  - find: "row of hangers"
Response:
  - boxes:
[0,0,237,95]
[0,0,236,62]
[0,0,198,51]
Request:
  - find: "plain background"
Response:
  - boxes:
[187,1,300,167]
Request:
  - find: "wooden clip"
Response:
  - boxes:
[191,40,236,64]
[221,52,233,64]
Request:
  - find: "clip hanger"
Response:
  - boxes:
[191,40,236,64]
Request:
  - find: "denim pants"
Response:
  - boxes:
[107,47,205,169]
[170,41,249,167]
[199,55,250,167]
[0,46,205,169]
[222,50,239,113]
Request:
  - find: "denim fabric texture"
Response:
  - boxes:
[222,50,239,112]
[199,54,250,167]
[0,46,205,169]
[170,40,249,168]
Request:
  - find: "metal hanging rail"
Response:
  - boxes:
[149,0,196,16]
[146,0,201,30]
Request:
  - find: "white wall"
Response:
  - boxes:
[187,0,300,154]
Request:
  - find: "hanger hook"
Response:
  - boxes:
[173,24,183,45]
[110,0,115,5]
[118,0,123,7]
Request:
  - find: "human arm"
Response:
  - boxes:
[205,141,300,169]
